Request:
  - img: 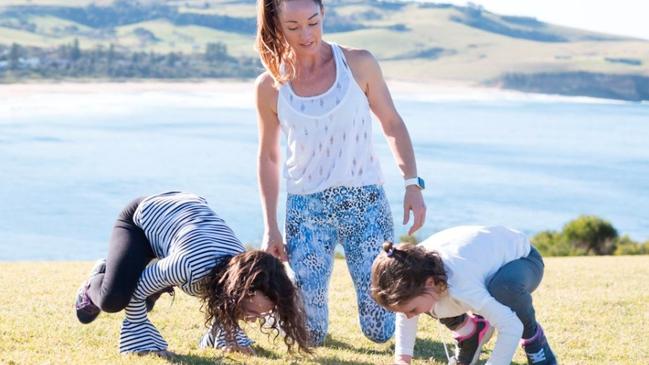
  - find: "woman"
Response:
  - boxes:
[74,191,311,356]
[255,0,427,345]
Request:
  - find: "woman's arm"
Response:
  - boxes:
[347,48,426,235]
[255,73,287,260]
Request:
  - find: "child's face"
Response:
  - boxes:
[239,291,275,322]
[390,293,436,319]
[389,278,440,319]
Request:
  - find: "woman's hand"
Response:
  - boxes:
[394,354,412,365]
[223,345,256,356]
[403,186,426,235]
[262,228,287,261]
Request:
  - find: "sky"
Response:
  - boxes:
[419,0,649,40]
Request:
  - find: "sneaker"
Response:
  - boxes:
[74,259,106,324]
[449,314,494,365]
[521,324,558,365]
[145,286,174,312]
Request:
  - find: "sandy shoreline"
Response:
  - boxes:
[0,78,627,104]
[0,79,257,96]
[0,78,475,92]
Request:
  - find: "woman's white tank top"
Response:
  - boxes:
[277,43,383,195]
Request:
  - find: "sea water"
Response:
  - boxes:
[1,85,647,260]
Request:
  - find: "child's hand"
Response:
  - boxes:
[393,354,412,364]
[135,349,175,359]
[223,345,256,356]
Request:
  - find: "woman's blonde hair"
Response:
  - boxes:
[255,0,323,85]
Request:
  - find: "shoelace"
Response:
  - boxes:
[166,287,175,307]
[443,341,457,365]
[425,312,458,365]
[77,289,93,309]
[528,348,547,363]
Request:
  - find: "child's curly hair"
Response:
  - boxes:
[371,242,448,308]
[199,250,312,353]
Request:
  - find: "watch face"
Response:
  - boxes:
[417,177,426,190]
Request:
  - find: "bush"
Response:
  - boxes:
[532,230,577,257]
[562,215,618,255]
[614,235,649,255]
[399,234,419,245]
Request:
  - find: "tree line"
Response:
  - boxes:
[0,39,262,80]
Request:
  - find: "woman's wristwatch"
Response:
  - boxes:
[404,177,425,190]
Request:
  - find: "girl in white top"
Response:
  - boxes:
[255,0,426,345]
[371,226,558,365]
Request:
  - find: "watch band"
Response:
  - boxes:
[404,177,425,190]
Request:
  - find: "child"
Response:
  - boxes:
[74,191,311,356]
[371,225,557,365]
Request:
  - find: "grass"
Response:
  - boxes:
[114,20,254,56]
[1,256,648,364]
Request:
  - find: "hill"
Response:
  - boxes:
[1,0,648,100]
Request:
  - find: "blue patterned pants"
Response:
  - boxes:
[285,185,395,345]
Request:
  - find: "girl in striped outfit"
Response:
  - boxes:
[74,191,311,357]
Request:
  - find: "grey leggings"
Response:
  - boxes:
[440,246,544,339]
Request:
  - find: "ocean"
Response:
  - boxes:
[1,84,647,260]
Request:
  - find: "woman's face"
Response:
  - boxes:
[277,0,324,57]
[239,291,275,322]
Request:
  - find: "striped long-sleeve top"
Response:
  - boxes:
[118,191,248,353]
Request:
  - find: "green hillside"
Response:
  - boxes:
[1,0,648,100]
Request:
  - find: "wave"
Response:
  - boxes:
[0,87,255,121]
[390,84,631,105]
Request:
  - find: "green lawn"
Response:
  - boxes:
[1,256,648,364]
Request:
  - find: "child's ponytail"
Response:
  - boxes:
[382,241,396,257]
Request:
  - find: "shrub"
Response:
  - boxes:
[562,215,618,255]
[532,230,575,257]
[615,236,649,255]
[399,234,419,245]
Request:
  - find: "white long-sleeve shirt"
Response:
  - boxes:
[395,225,532,365]
[118,191,249,353]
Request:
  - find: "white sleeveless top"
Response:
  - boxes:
[277,43,383,195]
